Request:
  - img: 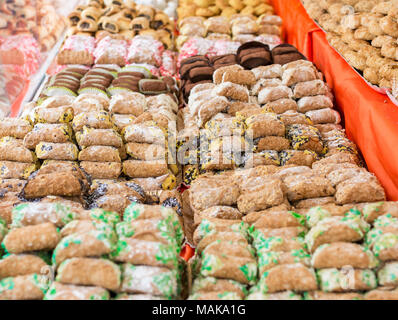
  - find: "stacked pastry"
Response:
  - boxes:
[39,66,90,100]
[303,0,398,90]
[112,203,187,300]
[0,203,63,300]
[304,206,377,299]
[363,202,398,300]
[66,1,174,47]
[177,0,275,20]
[0,118,36,224]
[188,217,257,300]
[0,0,66,52]
[73,103,124,181]
[176,14,282,48]
[45,207,121,300]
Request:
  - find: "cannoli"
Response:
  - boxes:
[213,82,249,102]
[194,206,242,227]
[335,176,385,205]
[304,205,356,228]
[253,211,306,229]
[365,287,398,300]
[293,80,329,99]
[193,219,249,246]
[297,95,333,113]
[360,201,398,223]
[2,223,60,254]
[282,66,318,87]
[40,95,76,109]
[0,118,32,139]
[24,124,73,150]
[0,253,50,280]
[279,111,312,126]
[111,238,178,268]
[258,86,293,104]
[237,178,286,214]
[122,160,168,178]
[318,268,377,292]
[0,274,49,300]
[79,161,121,179]
[0,137,37,163]
[311,243,378,269]
[0,179,25,194]
[294,197,335,209]
[378,262,398,287]
[304,291,363,300]
[21,162,89,198]
[76,127,122,148]
[188,291,242,300]
[306,108,340,125]
[116,219,178,247]
[196,232,249,254]
[125,142,166,161]
[192,277,247,299]
[123,122,166,145]
[258,263,317,293]
[189,182,240,212]
[251,64,283,80]
[72,111,114,131]
[372,233,398,261]
[120,264,180,299]
[44,282,110,300]
[245,113,285,138]
[305,214,368,252]
[284,174,334,202]
[35,142,78,161]
[0,161,37,180]
[265,99,298,114]
[199,251,257,285]
[56,257,121,291]
[78,146,121,163]
[52,230,116,266]
[123,203,182,242]
[11,202,83,228]
[32,106,74,124]
[68,11,81,26]
[90,194,137,215]
[132,173,177,191]
[109,92,147,116]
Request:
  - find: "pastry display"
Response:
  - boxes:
[302,0,398,92]
[0,0,66,52]
[63,0,174,48]
[0,0,397,301]
[176,13,282,49]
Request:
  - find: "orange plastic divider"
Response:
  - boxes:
[180,243,195,261]
[10,79,30,117]
[270,0,398,200]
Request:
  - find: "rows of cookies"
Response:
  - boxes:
[0,0,66,51]
[176,14,282,48]
[176,34,398,299]
[184,159,398,299]
[66,0,173,47]
[39,63,178,101]
[177,43,346,186]
[177,0,275,20]
[0,199,186,299]
[302,0,398,90]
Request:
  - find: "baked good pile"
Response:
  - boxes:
[0,0,397,301]
[302,0,398,91]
